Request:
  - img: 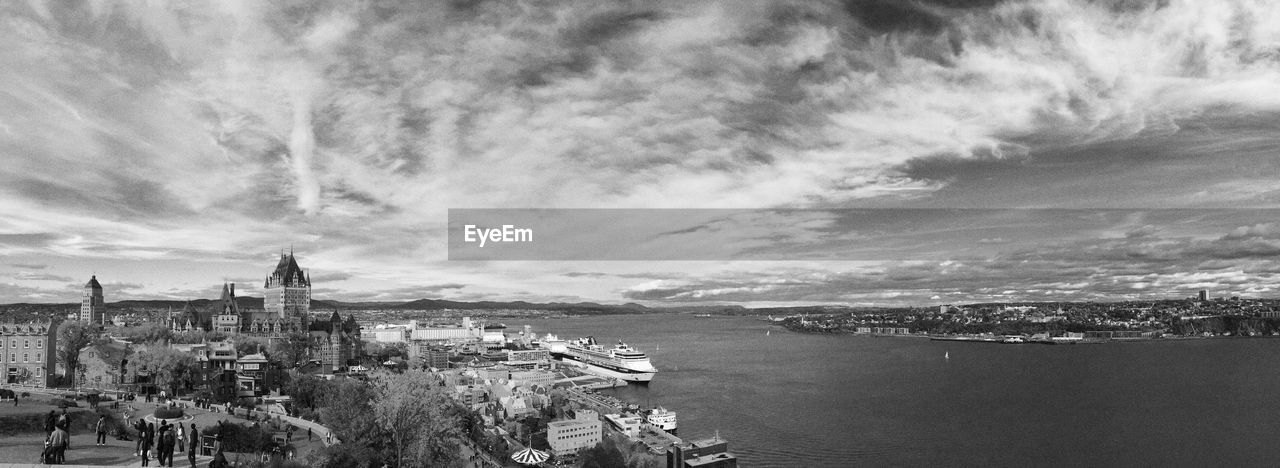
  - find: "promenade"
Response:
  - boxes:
[0,385,335,467]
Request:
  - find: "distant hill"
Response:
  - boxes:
[0,296,803,319]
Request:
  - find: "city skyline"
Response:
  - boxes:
[4,1,1280,306]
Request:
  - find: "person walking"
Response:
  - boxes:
[95,415,108,446]
[187,426,198,468]
[176,422,186,453]
[307,426,312,441]
[166,423,178,467]
[43,410,56,436]
[140,424,153,467]
[148,422,157,461]
[159,423,175,467]
[47,424,69,464]
[134,419,147,455]
[208,447,228,468]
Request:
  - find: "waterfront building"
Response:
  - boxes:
[509,369,556,388]
[548,409,602,456]
[506,349,550,367]
[0,320,57,386]
[604,413,642,438]
[666,435,739,468]
[80,275,106,325]
[367,325,408,343]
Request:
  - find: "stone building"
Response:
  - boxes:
[77,339,130,389]
[0,320,58,386]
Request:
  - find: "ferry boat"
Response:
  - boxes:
[644,407,678,433]
[552,336,657,383]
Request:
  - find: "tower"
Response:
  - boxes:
[265,250,311,323]
[80,275,105,324]
[212,282,241,334]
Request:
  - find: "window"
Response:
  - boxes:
[24,340,28,348]
[9,354,13,362]
[36,340,41,349]
[22,354,27,362]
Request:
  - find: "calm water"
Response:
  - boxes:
[526,314,1280,467]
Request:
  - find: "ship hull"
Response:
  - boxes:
[560,354,655,383]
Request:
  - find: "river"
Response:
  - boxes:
[524,313,1280,467]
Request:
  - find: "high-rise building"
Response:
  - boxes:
[1198,290,1209,301]
[80,275,105,324]
[265,250,311,320]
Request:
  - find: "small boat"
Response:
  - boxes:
[766,330,771,336]
[944,351,950,360]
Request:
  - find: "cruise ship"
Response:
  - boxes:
[644,407,678,434]
[544,335,657,383]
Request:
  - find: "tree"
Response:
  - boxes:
[281,370,323,411]
[57,321,100,388]
[126,345,196,396]
[269,332,311,368]
[111,322,172,344]
[369,371,465,467]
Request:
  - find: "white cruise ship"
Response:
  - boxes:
[551,336,657,383]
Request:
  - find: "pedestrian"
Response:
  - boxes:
[96,415,109,446]
[159,423,176,467]
[148,422,157,461]
[47,424,69,464]
[307,426,312,441]
[208,447,228,468]
[43,410,56,436]
[135,419,147,455]
[187,426,198,468]
[140,424,153,467]
[176,422,186,453]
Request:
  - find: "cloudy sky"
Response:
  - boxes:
[3,0,1280,306]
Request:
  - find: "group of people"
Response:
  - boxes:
[133,418,200,467]
[41,409,72,464]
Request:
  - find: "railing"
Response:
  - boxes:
[167,397,341,447]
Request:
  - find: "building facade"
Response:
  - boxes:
[264,251,311,320]
[80,276,105,325]
[310,311,361,372]
[548,409,602,456]
[0,320,58,387]
[666,436,739,468]
[77,340,130,389]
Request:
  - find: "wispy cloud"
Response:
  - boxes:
[3,1,1280,304]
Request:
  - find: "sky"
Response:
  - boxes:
[3,0,1280,306]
